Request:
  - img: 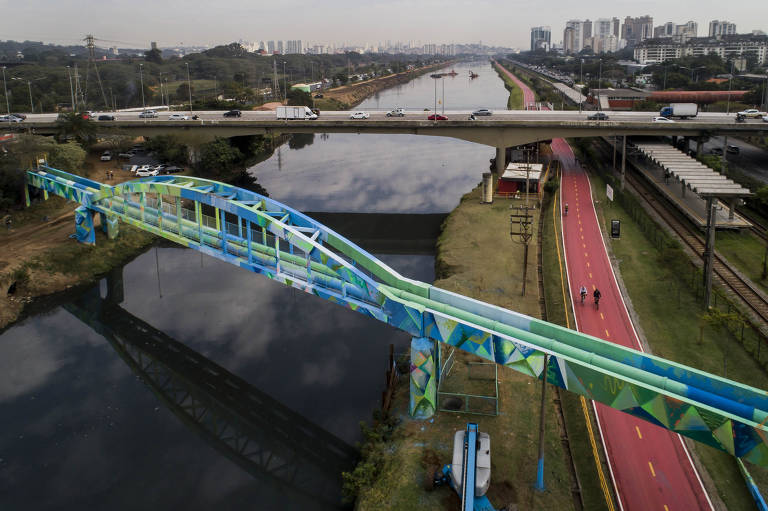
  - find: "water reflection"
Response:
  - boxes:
[249,61,510,213]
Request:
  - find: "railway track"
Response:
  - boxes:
[624,166,768,326]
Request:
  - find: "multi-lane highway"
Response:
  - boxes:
[8,109,766,125]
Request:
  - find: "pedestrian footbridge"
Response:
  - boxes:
[25,164,768,467]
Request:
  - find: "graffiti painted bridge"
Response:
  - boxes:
[25,165,768,468]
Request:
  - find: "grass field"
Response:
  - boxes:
[492,62,523,110]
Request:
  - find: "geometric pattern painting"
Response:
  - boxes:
[25,164,768,468]
[410,337,437,419]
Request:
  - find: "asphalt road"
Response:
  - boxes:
[7,109,768,126]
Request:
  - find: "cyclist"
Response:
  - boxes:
[593,288,602,309]
[564,202,569,216]
[580,285,587,304]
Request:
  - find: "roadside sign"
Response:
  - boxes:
[606,184,614,201]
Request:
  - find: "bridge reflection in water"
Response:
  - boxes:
[65,269,357,510]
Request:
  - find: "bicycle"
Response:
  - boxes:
[593,289,601,310]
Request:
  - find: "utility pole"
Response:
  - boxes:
[510,147,535,296]
[726,60,734,114]
[1,67,9,120]
[27,80,33,113]
[185,62,193,115]
[139,64,145,109]
[66,66,75,112]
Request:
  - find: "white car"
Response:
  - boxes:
[0,115,23,123]
[134,164,152,173]
[737,109,766,119]
[136,167,159,177]
[168,114,190,121]
[763,115,768,123]
[138,110,158,118]
[652,116,675,123]
[350,111,370,119]
[100,151,112,161]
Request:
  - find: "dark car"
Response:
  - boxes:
[98,114,115,121]
[428,114,448,121]
[472,108,493,116]
[587,112,609,121]
[710,147,724,155]
[726,144,740,154]
[223,110,242,118]
[163,166,183,174]
[314,93,324,98]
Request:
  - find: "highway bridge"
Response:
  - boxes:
[24,164,768,469]
[9,110,768,151]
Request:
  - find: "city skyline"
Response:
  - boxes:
[1,0,767,51]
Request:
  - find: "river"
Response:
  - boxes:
[0,60,509,510]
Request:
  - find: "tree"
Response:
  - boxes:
[144,48,162,64]
[48,141,86,174]
[175,83,193,103]
[334,72,348,85]
[55,112,97,147]
[102,134,134,154]
[144,135,188,166]
[198,138,243,173]
[286,88,312,107]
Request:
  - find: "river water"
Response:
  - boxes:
[0,60,509,510]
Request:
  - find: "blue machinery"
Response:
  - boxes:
[24,165,768,470]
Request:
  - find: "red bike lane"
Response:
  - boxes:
[495,60,712,509]
[557,139,712,511]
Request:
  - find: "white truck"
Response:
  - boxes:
[276,106,318,120]
[659,103,698,119]
[386,107,406,117]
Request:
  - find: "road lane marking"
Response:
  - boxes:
[636,426,642,439]
[586,261,589,267]
[664,506,669,511]
[583,243,586,249]
[648,461,656,477]
[589,272,592,278]
[600,313,604,320]
[605,329,610,338]
[584,252,588,258]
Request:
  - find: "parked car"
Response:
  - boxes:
[153,164,169,173]
[350,111,370,119]
[727,145,740,154]
[163,166,183,174]
[587,112,609,121]
[763,115,768,123]
[710,147,724,155]
[135,164,152,173]
[10,113,26,120]
[652,116,675,123]
[386,107,406,117]
[100,151,112,161]
[139,110,158,118]
[472,108,493,116]
[427,113,448,121]
[223,110,242,118]
[118,152,134,160]
[136,167,159,177]
[168,113,190,121]
[0,115,23,123]
[98,114,115,121]
[314,93,324,98]
[737,109,766,119]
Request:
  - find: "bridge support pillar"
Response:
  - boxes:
[75,206,96,245]
[495,146,506,176]
[697,138,704,158]
[729,199,736,220]
[409,337,437,419]
[681,182,686,198]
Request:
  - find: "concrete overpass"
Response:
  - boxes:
[10,109,768,172]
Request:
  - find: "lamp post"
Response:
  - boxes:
[1,67,9,121]
[282,61,288,102]
[65,66,75,112]
[27,80,33,113]
[139,63,145,109]
[441,75,445,115]
[185,62,193,115]
[433,75,437,123]
[726,60,735,114]
[597,59,602,111]
[579,59,584,113]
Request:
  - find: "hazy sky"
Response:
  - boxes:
[1,0,767,50]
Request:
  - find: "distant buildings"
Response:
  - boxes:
[653,21,697,40]
[564,17,623,54]
[530,26,551,51]
[634,34,768,65]
[709,20,737,37]
[621,15,654,47]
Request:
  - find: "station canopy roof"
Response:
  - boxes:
[502,162,543,181]
[633,143,751,198]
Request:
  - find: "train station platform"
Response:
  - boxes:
[626,141,752,230]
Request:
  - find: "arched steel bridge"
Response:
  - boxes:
[25,165,768,468]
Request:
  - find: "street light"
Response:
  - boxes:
[139,64,146,109]
[66,66,75,112]
[282,61,287,102]
[1,67,9,121]
[726,60,735,114]
[185,62,193,115]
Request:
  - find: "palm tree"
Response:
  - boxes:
[55,112,96,147]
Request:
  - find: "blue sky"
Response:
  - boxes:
[0,0,766,49]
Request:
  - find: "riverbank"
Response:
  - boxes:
[492,61,523,110]
[350,181,586,510]
[317,61,453,110]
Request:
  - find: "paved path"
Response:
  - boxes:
[497,57,714,510]
[559,140,713,510]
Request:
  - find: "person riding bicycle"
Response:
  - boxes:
[580,285,587,304]
[564,202,569,215]
[593,288,602,307]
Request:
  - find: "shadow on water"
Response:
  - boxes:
[64,269,356,510]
